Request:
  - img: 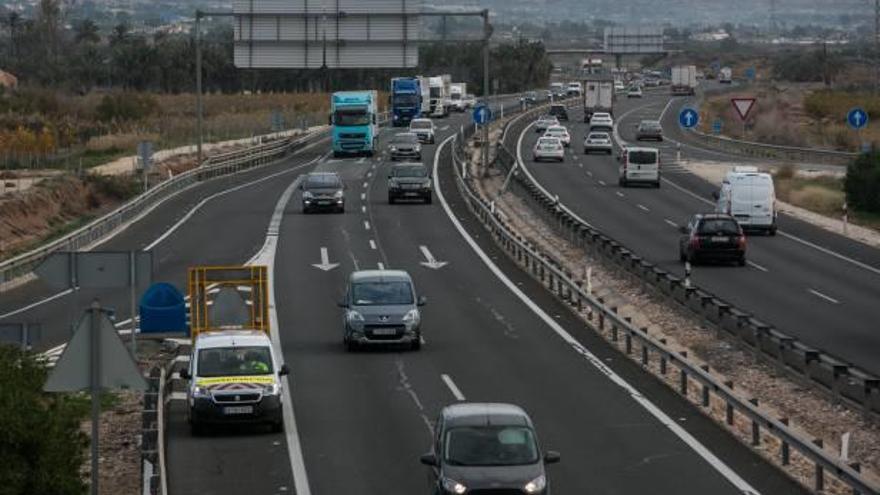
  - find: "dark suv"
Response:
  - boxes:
[548,104,568,121]
[388,163,432,204]
[301,172,345,213]
[420,403,559,495]
[679,214,747,265]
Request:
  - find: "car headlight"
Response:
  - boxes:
[524,474,546,494]
[347,310,364,322]
[441,477,467,494]
[414,144,421,152]
[424,179,432,189]
[402,309,420,325]
[390,146,398,152]
[303,191,313,199]
[192,385,210,398]
[334,190,344,199]
[263,382,281,395]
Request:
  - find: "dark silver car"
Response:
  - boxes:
[389,132,422,161]
[388,162,432,204]
[420,403,560,495]
[339,270,426,351]
[636,120,663,141]
[301,172,344,213]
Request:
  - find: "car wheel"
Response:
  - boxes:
[388,195,395,204]
[337,205,345,214]
[679,249,687,262]
[607,150,613,155]
[655,181,661,189]
[302,206,311,214]
[738,256,747,267]
[344,337,356,352]
[332,151,341,158]
[425,193,433,204]
[618,178,627,187]
[190,420,205,436]
[411,335,422,351]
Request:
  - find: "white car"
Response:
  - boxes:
[618,147,660,188]
[627,86,643,98]
[533,137,565,162]
[589,113,614,133]
[584,132,613,154]
[614,81,625,92]
[409,118,435,144]
[543,125,571,147]
[534,115,560,133]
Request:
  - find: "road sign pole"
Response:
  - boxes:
[129,250,137,357]
[195,12,203,166]
[482,9,490,178]
[89,299,101,495]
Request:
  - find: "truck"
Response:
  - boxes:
[719,67,733,84]
[428,75,450,118]
[390,77,423,127]
[180,265,289,435]
[671,65,698,96]
[330,90,379,157]
[448,83,467,112]
[582,75,615,122]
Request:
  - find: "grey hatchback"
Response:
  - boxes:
[339,270,426,351]
[420,403,560,495]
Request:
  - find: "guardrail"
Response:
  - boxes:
[685,128,858,166]
[0,127,330,290]
[449,110,880,495]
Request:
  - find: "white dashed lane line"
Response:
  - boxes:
[616,191,625,198]
[598,180,607,186]
[637,204,649,212]
[361,193,366,200]
[664,219,679,228]
[441,374,466,401]
[364,220,371,230]
[809,289,840,304]
[747,261,768,272]
[369,240,377,250]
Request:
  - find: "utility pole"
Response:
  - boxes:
[481,9,491,177]
[875,0,879,94]
[195,11,204,165]
[769,0,777,38]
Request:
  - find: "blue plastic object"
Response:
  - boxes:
[140,282,188,334]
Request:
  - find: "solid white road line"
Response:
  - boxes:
[249,176,312,495]
[637,204,650,212]
[0,288,75,320]
[747,261,769,272]
[432,135,761,495]
[441,374,466,401]
[809,289,840,304]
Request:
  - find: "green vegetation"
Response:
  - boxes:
[0,345,89,495]
[845,151,880,214]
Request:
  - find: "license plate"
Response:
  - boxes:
[372,328,397,335]
[318,200,331,205]
[404,192,420,197]
[224,406,253,415]
[711,236,729,243]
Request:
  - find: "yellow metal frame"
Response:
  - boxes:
[187,265,269,339]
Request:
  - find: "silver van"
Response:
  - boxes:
[714,167,777,235]
[618,147,660,188]
[339,270,426,351]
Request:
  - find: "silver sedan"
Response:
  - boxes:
[584,132,613,154]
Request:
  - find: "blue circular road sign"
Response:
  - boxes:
[679,108,699,129]
[847,107,869,130]
[473,105,492,125]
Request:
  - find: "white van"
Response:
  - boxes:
[714,166,777,235]
[618,147,660,188]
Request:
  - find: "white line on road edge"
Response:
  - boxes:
[0,288,74,320]
[249,176,312,495]
[433,135,761,495]
[809,289,840,304]
[441,374,466,401]
[747,261,769,272]
[660,176,880,277]
[370,240,377,250]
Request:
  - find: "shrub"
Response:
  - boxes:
[95,93,158,123]
[84,173,141,201]
[845,151,880,213]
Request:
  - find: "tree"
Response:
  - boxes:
[845,151,880,213]
[0,345,88,494]
[74,19,100,45]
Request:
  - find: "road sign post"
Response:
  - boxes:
[473,104,493,176]
[847,108,869,151]
[731,98,757,136]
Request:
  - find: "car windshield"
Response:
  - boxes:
[334,108,370,126]
[547,128,566,135]
[392,166,427,178]
[698,219,741,236]
[445,426,539,466]
[641,122,661,130]
[305,175,341,189]
[351,281,414,306]
[411,121,432,130]
[589,133,609,140]
[197,346,273,377]
[628,151,658,164]
[391,134,419,144]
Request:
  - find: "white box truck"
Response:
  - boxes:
[582,76,615,122]
[719,67,733,84]
[449,83,467,112]
[429,75,451,118]
[671,65,698,96]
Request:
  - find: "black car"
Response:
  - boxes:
[679,214,747,265]
[388,163,432,204]
[420,403,559,495]
[301,172,345,213]
[548,104,568,121]
[388,132,422,161]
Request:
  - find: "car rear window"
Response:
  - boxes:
[538,138,560,146]
[305,175,341,188]
[698,219,741,235]
[589,133,609,140]
[391,134,418,144]
[628,151,658,164]
[392,166,427,178]
[410,121,431,129]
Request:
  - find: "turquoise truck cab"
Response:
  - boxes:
[331,91,379,157]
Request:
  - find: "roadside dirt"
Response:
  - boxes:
[466,136,880,493]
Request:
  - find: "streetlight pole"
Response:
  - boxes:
[195,11,204,165]
[482,9,491,177]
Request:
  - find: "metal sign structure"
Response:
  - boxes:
[473,104,492,125]
[731,98,757,121]
[847,107,869,130]
[137,141,153,171]
[233,0,423,68]
[712,119,723,134]
[678,108,699,129]
[603,27,664,54]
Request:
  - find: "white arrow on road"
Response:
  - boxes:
[311,247,339,271]
[419,245,448,270]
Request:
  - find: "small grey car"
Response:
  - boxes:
[339,270,426,351]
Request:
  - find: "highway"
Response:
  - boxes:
[1,98,810,494]
[515,89,880,375]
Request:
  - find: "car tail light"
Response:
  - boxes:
[689,236,701,250]
[737,235,747,250]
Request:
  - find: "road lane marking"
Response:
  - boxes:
[598,180,607,186]
[586,171,593,177]
[361,205,366,213]
[433,134,761,495]
[637,204,650,212]
[809,289,840,304]
[367,171,372,178]
[363,181,369,188]
[419,245,449,269]
[0,288,75,320]
[747,261,768,272]
[361,193,366,200]
[364,220,371,230]
[441,374,466,401]
[369,240,377,250]
[311,247,339,271]
[357,157,365,164]
[616,191,625,198]
[377,262,385,270]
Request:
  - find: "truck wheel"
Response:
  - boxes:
[271,420,284,433]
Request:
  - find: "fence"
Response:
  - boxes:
[448,105,880,495]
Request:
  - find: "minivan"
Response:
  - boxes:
[618,147,660,188]
[339,270,426,351]
[714,166,777,235]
